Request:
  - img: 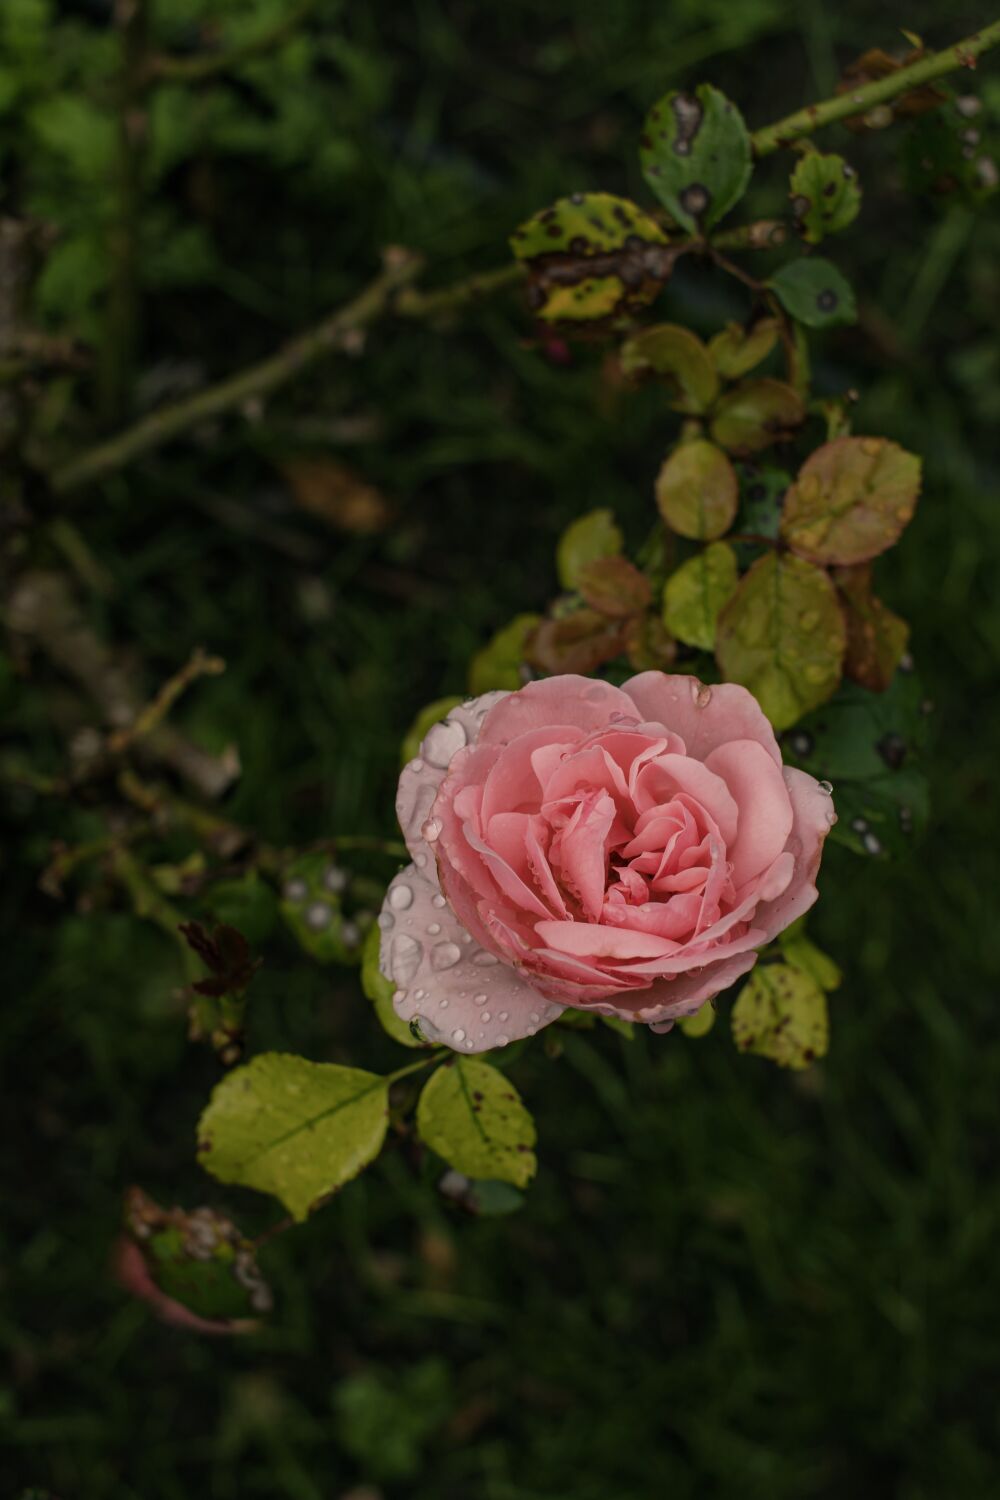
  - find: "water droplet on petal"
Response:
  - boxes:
[409,758,425,773]
[422,817,443,843]
[692,681,713,708]
[472,951,499,966]
[498,1011,509,1021]
[389,883,413,911]
[432,893,447,909]
[377,912,394,931]
[496,1034,510,1047]
[452,1028,466,1043]
[390,934,422,985]
[423,719,467,770]
[818,780,833,795]
[427,923,441,935]
[473,993,487,1005]
[431,941,462,971]
[481,1011,492,1022]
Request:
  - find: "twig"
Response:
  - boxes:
[107,646,225,755]
[148,0,317,84]
[750,19,1000,156]
[51,250,425,495]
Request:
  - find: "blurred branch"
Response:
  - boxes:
[751,19,1000,155]
[148,0,318,84]
[107,646,225,756]
[51,250,425,496]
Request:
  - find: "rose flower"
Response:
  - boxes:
[379,673,835,1051]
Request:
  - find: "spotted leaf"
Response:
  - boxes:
[640,84,753,232]
[416,1058,537,1188]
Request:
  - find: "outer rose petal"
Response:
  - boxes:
[753,767,836,940]
[704,740,794,887]
[378,864,562,1052]
[622,673,782,767]
[396,693,508,877]
[478,675,640,746]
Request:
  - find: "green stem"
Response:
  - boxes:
[751,19,1000,156]
[385,1049,449,1085]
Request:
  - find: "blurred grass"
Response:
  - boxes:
[3,1,1000,1496]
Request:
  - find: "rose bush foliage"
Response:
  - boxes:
[380,672,836,1051]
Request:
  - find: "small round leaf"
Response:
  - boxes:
[662,540,739,650]
[790,152,862,244]
[620,323,719,413]
[556,507,623,589]
[710,379,806,455]
[639,84,753,231]
[731,962,829,1069]
[769,257,857,328]
[578,557,652,618]
[655,439,738,539]
[417,1058,537,1188]
[780,436,922,565]
[708,317,780,380]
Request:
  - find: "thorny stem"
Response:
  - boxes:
[750,19,1000,156]
[46,18,1000,495]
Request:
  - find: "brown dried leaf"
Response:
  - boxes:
[281,457,391,534]
[655,439,738,539]
[526,610,626,675]
[577,556,652,617]
[780,436,921,565]
[833,562,910,691]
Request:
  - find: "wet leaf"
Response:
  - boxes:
[468,613,541,694]
[789,152,862,243]
[280,852,359,964]
[769,257,857,328]
[655,438,738,538]
[708,317,780,379]
[710,379,806,455]
[526,609,626,675]
[361,922,424,1049]
[556,507,623,589]
[833,562,910,691]
[401,696,464,767]
[197,1052,390,1221]
[510,193,674,323]
[416,1058,537,1188]
[578,556,652,617]
[662,540,738,650]
[716,552,846,730]
[733,464,792,543]
[780,436,921,565]
[731,961,829,1069]
[781,672,929,858]
[639,83,753,231]
[620,323,719,412]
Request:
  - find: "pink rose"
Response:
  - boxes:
[379,673,835,1052]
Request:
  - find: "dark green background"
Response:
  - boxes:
[3,1,1000,1495]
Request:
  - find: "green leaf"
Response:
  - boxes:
[280,852,359,964]
[29,93,116,183]
[197,1053,390,1221]
[556,507,623,590]
[601,1014,635,1039]
[401,695,464,766]
[468,613,541,694]
[678,1003,716,1038]
[578,557,652,618]
[416,1058,537,1188]
[655,439,738,539]
[662,540,738,650]
[201,873,278,946]
[780,436,922,566]
[708,317,780,379]
[731,962,829,1069]
[361,922,423,1048]
[639,84,753,231]
[620,324,719,413]
[790,152,862,243]
[781,673,929,859]
[769,257,857,328]
[716,552,846,730]
[901,102,1000,205]
[710,378,806,455]
[439,1171,525,1216]
[779,931,842,992]
[733,465,792,543]
[834,563,910,691]
[510,193,672,323]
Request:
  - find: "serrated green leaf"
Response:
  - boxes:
[655,439,738,539]
[716,552,846,730]
[401,696,464,767]
[710,379,806,455]
[790,152,862,243]
[731,962,829,1069]
[197,1053,389,1221]
[416,1058,536,1188]
[769,257,857,328]
[468,614,541,694]
[556,507,623,589]
[781,436,921,566]
[662,540,738,650]
[640,84,753,231]
[361,922,423,1048]
[620,324,719,413]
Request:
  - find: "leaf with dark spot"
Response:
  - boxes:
[639,84,753,231]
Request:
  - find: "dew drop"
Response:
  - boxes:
[431,941,462,971]
[283,878,308,902]
[377,911,394,931]
[498,1011,509,1022]
[473,993,488,1005]
[473,951,500,966]
[439,998,450,1009]
[818,779,833,795]
[693,681,713,708]
[422,817,443,843]
[389,883,413,911]
[529,1012,540,1023]
[584,684,610,702]
[432,893,447,909]
[414,988,426,1001]
[423,718,467,770]
[452,1028,466,1043]
[324,865,348,893]
[427,922,441,935]
[390,933,422,985]
[496,1034,510,1047]
[409,758,425,773]
[306,901,332,930]
[481,1011,492,1022]
[415,853,427,868]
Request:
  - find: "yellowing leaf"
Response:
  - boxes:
[197,1053,389,1221]
[678,1003,716,1038]
[578,556,652,617]
[731,962,829,1069]
[833,562,910,691]
[716,552,846,730]
[710,378,806,455]
[556,507,623,590]
[620,324,719,413]
[708,317,780,379]
[468,613,541,694]
[789,152,862,244]
[781,436,922,565]
[662,540,738,650]
[655,439,738,539]
[416,1058,536,1188]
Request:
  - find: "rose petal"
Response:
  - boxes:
[478,675,640,746]
[622,673,782,767]
[753,767,835,940]
[378,864,561,1051]
[705,740,794,887]
[396,694,508,876]
[630,753,739,843]
[533,919,682,961]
